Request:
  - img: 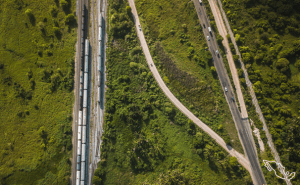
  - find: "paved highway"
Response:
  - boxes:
[193,0,266,184]
[128,0,251,173]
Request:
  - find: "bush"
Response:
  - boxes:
[276,58,289,72]
[25,9,33,17]
[50,5,58,17]
[53,27,60,34]
[38,22,45,31]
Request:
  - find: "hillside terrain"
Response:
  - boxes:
[0,0,76,184]
[92,0,252,184]
[219,0,300,183]
[134,0,243,153]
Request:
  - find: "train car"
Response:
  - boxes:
[80,71,83,84]
[79,84,83,97]
[77,140,82,156]
[98,87,100,103]
[82,7,85,17]
[84,73,88,90]
[83,90,87,108]
[85,39,89,56]
[98,28,102,42]
[80,161,85,183]
[97,56,101,72]
[77,156,81,170]
[81,143,86,160]
[78,125,82,140]
[97,74,101,87]
[82,126,86,144]
[99,13,102,27]
[79,96,83,110]
[84,56,89,73]
[82,108,87,126]
[76,171,81,185]
[78,111,82,126]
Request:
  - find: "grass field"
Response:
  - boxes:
[0,0,76,184]
[134,0,243,153]
[92,0,252,184]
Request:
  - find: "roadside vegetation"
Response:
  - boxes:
[0,0,77,184]
[92,0,252,184]
[134,0,243,152]
[219,0,300,183]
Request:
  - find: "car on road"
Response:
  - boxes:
[138,25,141,31]
[225,87,227,92]
[207,36,210,41]
[216,50,219,55]
[203,24,205,28]
[232,97,235,102]
[150,63,153,67]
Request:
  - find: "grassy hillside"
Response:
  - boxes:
[219,0,300,183]
[0,0,76,184]
[134,0,243,153]
[92,0,252,184]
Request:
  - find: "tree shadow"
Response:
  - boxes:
[29,16,36,26]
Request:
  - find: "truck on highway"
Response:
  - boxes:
[208,27,211,33]
[199,0,202,5]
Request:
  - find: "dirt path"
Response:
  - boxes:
[128,0,251,172]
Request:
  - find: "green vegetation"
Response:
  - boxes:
[92,0,252,184]
[135,0,243,153]
[220,0,300,184]
[0,0,77,184]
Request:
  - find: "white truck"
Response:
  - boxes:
[199,0,202,5]
[208,27,212,33]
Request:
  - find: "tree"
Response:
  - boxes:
[242,52,252,63]
[210,66,216,73]
[60,0,68,9]
[276,58,289,72]
[229,157,238,167]
[65,13,75,24]
[92,176,102,185]
[38,22,45,31]
[126,6,131,15]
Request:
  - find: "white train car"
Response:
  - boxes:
[82,126,86,144]
[99,13,102,27]
[84,56,88,73]
[77,140,82,156]
[82,108,87,126]
[97,55,101,72]
[98,87,101,103]
[98,28,102,42]
[79,84,83,97]
[81,161,85,183]
[78,126,82,140]
[84,73,88,90]
[85,39,89,56]
[83,90,87,108]
[76,170,81,185]
[78,111,82,126]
